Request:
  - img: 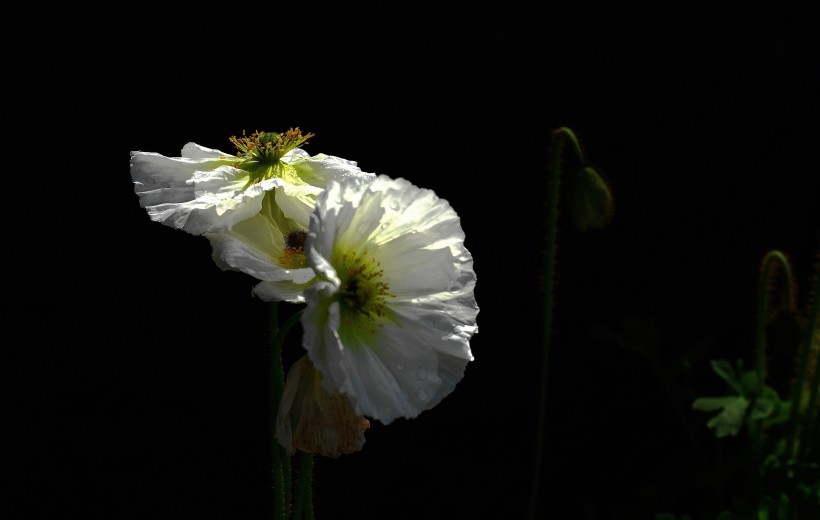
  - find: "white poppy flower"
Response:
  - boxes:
[301,175,479,424]
[205,190,318,303]
[130,129,370,235]
[276,355,370,458]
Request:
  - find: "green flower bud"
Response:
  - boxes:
[569,166,614,231]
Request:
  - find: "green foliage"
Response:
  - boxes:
[692,359,791,438]
[683,250,820,519]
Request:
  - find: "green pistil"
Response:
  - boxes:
[336,251,395,335]
[229,128,315,187]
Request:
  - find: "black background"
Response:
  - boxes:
[18,6,819,520]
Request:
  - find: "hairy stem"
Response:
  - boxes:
[269,302,287,520]
[293,452,315,520]
[755,251,795,396]
[529,127,586,520]
[798,263,820,461]
[269,305,304,519]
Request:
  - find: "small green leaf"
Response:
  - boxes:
[739,369,759,395]
[750,397,775,420]
[711,359,745,395]
[692,396,737,412]
[693,396,749,437]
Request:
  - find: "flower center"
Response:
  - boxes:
[278,229,309,269]
[229,128,314,187]
[336,250,395,334]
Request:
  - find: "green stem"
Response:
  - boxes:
[269,302,287,520]
[798,265,820,461]
[752,251,794,460]
[292,452,314,520]
[269,305,304,520]
[755,251,795,396]
[528,127,586,520]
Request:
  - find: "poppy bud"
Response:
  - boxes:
[569,166,614,231]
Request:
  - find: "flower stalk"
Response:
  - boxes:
[755,250,796,397]
[530,127,612,519]
[292,453,315,520]
[795,256,820,462]
[269,302,289,519]
[269,304,306,519]
[751,251,796,453]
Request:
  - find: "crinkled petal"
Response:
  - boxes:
[279,153,377,225]
[276,356,369,458]
[130,143,375,236]
[275,183,326,228]
[288,151,372,187]
[207,213,315,302]
[302,175,478,424]
[130,144,260,235]
[181,142,231,159]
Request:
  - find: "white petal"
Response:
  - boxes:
[207,214,316,301]
[275,183,325,228]
[252,280,312,303]
[302,174,479,424]
[130,147,261,235]
[181,142,232,159]
[276,154,376,226]
[275,356,308,455]
[289,152,373,188]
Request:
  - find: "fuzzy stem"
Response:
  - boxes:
[269,302,287,520]
[528,127,586,520]
[755,251,792,396]
[292,453,315,520]
[269,305,304,519]
[753,251,794,453]
[275,309,304,517]
[798,267,820,461]
[755,251,795,393]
